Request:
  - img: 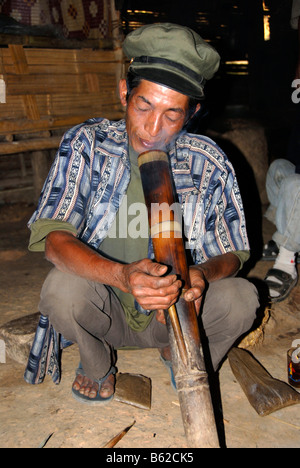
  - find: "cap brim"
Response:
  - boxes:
[129,66,205,100]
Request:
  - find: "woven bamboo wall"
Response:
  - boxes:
[0,43,125,203]
[0,44,125,137]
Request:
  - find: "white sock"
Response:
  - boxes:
[274,247,297,278]
[267,247,297,298]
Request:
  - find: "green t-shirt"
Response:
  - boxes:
[28,218,77,252]
[99,147,155,332]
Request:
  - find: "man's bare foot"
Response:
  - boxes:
[72,372,115,400]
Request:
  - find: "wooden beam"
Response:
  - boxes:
[30,150,50,202]
[0,110,124,135]
[0,136,62,155]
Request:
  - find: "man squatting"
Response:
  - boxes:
[27,24,259,403]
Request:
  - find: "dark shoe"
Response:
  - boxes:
[262,240,279,261]
[262,240,300,263]
[264,268,298,303]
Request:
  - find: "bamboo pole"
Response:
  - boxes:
[138,150,220,448]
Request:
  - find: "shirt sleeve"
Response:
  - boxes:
[28,218,77,252]
[27,122,94,232]
[231,250,250,270]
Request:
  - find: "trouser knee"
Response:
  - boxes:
[38,267,111,342]
[218,278,259,335]
[203,278,259,369]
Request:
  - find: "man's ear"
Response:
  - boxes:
[193,103,201,117]
[119,79,128,107]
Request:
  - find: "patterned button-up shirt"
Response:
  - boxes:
[29,118,249,263]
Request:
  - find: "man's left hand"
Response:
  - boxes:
[155,266,207,324]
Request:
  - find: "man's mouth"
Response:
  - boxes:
[139,138,156,149]
[139,137,166,151]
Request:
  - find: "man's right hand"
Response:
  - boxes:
[121,258,182,312]
[46,231,182,313]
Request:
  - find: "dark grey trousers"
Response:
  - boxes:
[39,267,259,381]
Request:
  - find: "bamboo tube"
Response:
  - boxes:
[138,150,220,448]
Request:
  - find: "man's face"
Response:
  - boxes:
[119,79,191,154]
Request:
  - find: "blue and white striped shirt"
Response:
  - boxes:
[28,117,249,262]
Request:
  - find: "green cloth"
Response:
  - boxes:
[100,147,154,332]
[123,23,220,99]
[231,250,250,270]
[28,218,77,252]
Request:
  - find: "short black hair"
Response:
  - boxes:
[126,70,200,123]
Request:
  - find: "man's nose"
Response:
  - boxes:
[145,113,161,137]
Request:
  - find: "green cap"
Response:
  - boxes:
[123,23,220,100]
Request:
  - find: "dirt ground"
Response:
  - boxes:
[0,203,299,449]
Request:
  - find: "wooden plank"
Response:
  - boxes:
[0,110,124,135]
[8,44,29,74]
[0,136,62,155]
[0,185,34,204]
[0,118,52,134]
[5,73,119,95]
[27,48,118,64]
[0,48,120,67]
[0,175,33,189]
[0,93,122,121]
[0,96,26,120]
[85,74,100,93]
[30,150,50,202]
[8,45,40,121]
[3,62,122,76]
[0,46,124,73]
[23,95,40,120]
[41,94,121,117]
